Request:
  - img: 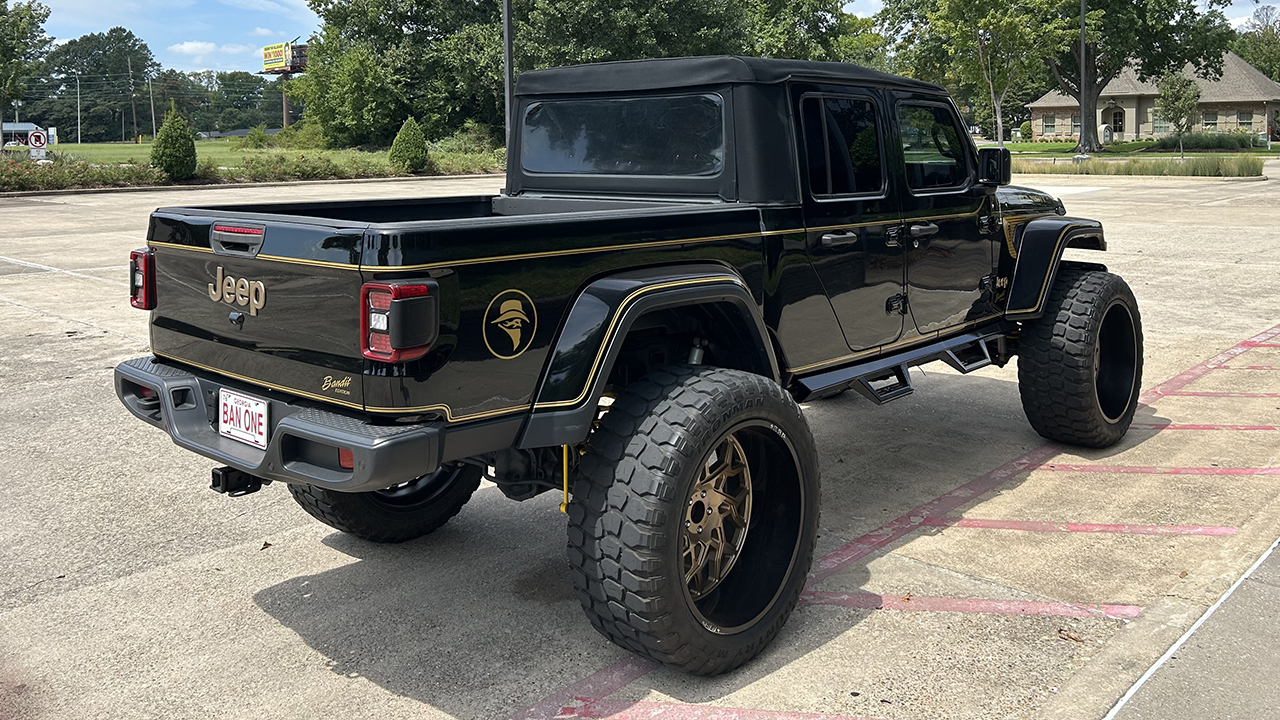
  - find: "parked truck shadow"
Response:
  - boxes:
[253,372,1170,718]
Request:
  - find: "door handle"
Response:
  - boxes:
[819,229,860,247]
[909,222,939,238]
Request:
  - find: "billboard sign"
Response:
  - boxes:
[263,43,292,72]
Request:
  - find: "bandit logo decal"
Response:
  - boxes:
[483,289,536,359]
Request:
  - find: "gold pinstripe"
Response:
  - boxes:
[532,274,750,411]
[1003,222,1096,318]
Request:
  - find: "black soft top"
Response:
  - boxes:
[515,55,944,96]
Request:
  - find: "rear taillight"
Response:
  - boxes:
[129,248,155,310]
[360,281,438,363]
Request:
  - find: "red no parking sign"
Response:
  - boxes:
[28,130,47,159]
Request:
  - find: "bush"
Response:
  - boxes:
[272,121,327,150]
[388,117,432,173]
[151,107,198,180]
[1153,132,1252,151]
[432,120,497,154]
[1,156,167,191]
[1011,155,1263,177]
[238,125,271,150]
[1019,121,1032,139]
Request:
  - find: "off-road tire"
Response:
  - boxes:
[1018,267,1143,447]
[287,463,482,543]
[568,366,820,675]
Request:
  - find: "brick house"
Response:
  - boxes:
[1027,52,1280,141]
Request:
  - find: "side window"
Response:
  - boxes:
[800,95,885,197]
[897,104,967,191]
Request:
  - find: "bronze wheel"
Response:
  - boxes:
[569,366,820,675]
[683,434,753,600]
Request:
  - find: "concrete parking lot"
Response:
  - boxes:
[1,171,1277,720]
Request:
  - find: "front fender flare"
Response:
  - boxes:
[518,264,776,448]
[1005,216,1106,319]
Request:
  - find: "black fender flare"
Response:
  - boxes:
[518,263,777,448]
[1005,216,1106,319]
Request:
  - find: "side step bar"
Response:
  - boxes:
[795,322,1016,404]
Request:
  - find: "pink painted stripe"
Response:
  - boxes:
[567,699,888,720]
[1035,462,1280,476]
[1215,365,1280,371]
[508,656,659,720]
[920,516,1237,536]
[801,591,1143,619]
[510,325,1280,720]
[810,444,1062,583]
[1242,341,1280,348]
[1129,422,1280,431]
[1141,323,1280,396]
[1148,390,1280,399]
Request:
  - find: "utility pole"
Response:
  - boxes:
[148,78,157,138]
[1079,0,1088,155]
[127,57,139,142]
[282,73,290,127]
[121,110,125,142]
[76,72,82,144]
[502,0,514,152]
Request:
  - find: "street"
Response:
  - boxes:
[1,172,1278,720]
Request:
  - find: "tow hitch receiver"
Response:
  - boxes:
[211,466,266,496]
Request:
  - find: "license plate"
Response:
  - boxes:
[219,388,269,449]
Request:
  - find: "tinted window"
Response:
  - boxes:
[801,96,884,197]
[898,104,966,190]
[521,95,724,176]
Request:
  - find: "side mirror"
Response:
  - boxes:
[977,147,1012,186]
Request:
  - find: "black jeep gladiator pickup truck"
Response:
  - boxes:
[116,56,1143,675]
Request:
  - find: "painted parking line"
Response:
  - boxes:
[1213,366,1280,371]
[1036,463,1280,476]
[1240,342,1280,349]
[566,699,890,720]
[1129,423,1280,431]
[919,517,1239,536]
[508,321,1280,720]
[800,591,1143,620]
[1147,391,1280,399]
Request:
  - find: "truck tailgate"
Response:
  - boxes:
[147,212,368,409]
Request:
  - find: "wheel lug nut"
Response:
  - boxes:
[701,491,706,498]
[697,526,703,533]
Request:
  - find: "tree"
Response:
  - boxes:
[0,1,50,132]
[1040,0,1235,153]
[1154,72,1199,160]
[24,27,158,142]
[388,116,432,172]
[924,0,1071,147]
[1236,6,1280,82]
[151,103,196,180]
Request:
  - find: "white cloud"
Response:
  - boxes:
[169,41,217,55]
[218,0,314,19]
[221,44,256,54]
[1229,15,1253,30]
[251,27,277,37]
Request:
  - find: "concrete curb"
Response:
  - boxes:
[0,172,502,200]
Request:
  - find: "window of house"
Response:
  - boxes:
[800,96,885,197]
[1203,111,1218,132]
[1153,114,1170,134]
[1071,115,1081,135]
[1238,111,1253,128]
[898,103,967,191]
[1043,115,1056,134]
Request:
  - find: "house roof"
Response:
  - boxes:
[1028,52,1280,109]
[2,122,43,133]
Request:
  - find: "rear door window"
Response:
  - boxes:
[897,103,967,191]
[800,96,886,197]
[521,94,725,176]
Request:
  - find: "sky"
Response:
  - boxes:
[41,0,1273,75]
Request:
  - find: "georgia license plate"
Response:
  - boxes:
[219,388,269,449]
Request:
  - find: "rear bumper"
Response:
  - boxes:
[114,356,441,493]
